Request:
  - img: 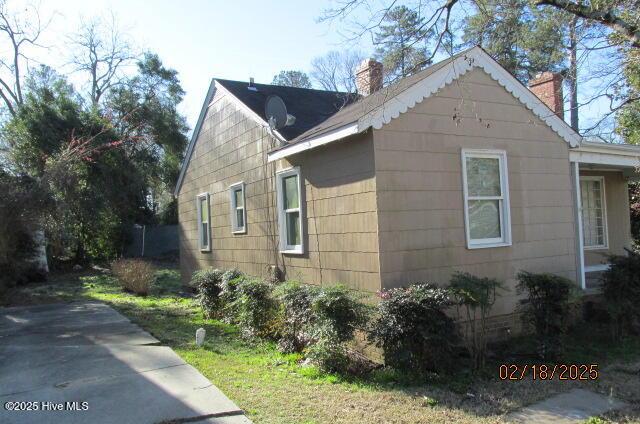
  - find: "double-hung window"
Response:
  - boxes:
[229,182,246,234]
[461,149,511,248]
[276,167,304,254]
[580,176,607,249]
[196,192,211,252]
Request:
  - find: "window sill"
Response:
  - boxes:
[583,246,608,251]
[280,248,304,255]
[585,264,610,272]
[232,229,247,235]
[200,248,211,253]
[467,241,512,250]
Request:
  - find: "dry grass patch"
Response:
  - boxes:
[4,266,639,424]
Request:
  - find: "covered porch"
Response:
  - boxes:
[570,141,640,291]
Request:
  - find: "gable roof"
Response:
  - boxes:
[176,46,584,195]
[174,78,217,196]
[215,79,358,140]
[174,79,358,195]
[282,52,463,145]
[267,46,583,162]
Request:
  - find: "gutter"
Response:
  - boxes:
[267,122,361,163]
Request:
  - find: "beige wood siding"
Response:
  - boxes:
[177,87,381,292]
[373,68,579,316]
[277,135,381,291]
[581,170,632,267]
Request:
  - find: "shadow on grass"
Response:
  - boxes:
[5,269,640,420]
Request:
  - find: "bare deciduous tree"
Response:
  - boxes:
[68,14,137,106]
[320,0,639,137]
[322,0,639,52]
[0,1,48,116]
[310,50,365,92]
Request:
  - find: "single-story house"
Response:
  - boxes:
[175,46,640,334]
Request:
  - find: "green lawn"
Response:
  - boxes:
[4,266,640,424]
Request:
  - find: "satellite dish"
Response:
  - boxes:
[265,95,288,130]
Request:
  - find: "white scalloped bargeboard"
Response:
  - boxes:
[359,48,581,148]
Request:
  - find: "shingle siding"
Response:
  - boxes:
[372,68,579,316]
[178,67,586,319]
[178,88,381,292]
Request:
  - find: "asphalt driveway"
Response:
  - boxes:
[0,301,251,424]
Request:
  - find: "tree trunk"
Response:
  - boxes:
[31,227,49,279]
[568,15,579,132]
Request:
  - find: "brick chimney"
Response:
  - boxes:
[528,72,564,120]
[356,58,383,96]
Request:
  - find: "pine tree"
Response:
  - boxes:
[463,1,587,129]
[271,71,312,88]
[374,5,432,81]
[463,0,565,82]
[617,46,640,144]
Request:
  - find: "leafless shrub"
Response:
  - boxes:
[111,258,155,295]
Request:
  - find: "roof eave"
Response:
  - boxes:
[174,78,217,197]
[174,79,287,196]
[576,140,640,155]
[266,46,583,162]
[267,122,361,162]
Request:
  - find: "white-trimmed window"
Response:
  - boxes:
[229,182,246,234]
[580,176,608,249]
[461,149,512,249]
[276,167,304,254]
[196,192,211,252]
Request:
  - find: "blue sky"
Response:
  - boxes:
[23,0,372,127]
[12,0,613,137]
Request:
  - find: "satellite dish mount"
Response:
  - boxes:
[265,95,296,131]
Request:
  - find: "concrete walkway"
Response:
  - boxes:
[506,388,627,423]
[0,302,251,424]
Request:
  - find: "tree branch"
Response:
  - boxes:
[0,86,15,116]
[534,0,640,47]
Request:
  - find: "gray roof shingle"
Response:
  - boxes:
[215,79,359,140]
[271,48,474,152]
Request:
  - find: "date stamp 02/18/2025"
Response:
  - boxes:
[499,364,600,381]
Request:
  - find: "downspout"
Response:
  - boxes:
[572,161,586,289]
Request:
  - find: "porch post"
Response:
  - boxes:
[572,161,586,289]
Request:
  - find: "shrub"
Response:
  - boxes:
[368,284,458,375]
[0,172,49,297]
[222,268,243,285]
[306,285,368,373]
[312,285,368,343]
[273,281,318,353]
[191,268,224,318]
[517,271,576,359]
[219,274,245,322]
[449,272,503,370]
[111,259,156,295]
[601,250,640,338]
[305,336,351,374]
[228,279,278,338]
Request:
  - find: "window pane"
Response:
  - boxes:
[283,175,299,209]
[286,211,300,246]
[200,198,208,222]
[236,208,244,228]
[466,157,501,197]
[201,223,208,247]
[234,188,243,207]
[469,200,501,240]
[581,179,605,247]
